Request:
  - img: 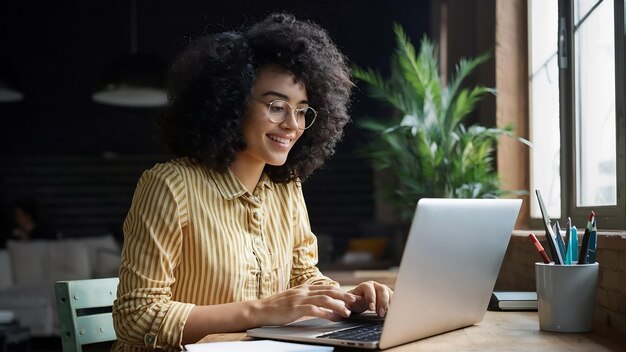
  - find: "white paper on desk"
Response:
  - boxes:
[185,339,333,352]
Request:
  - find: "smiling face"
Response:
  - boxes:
[235,65,308,171]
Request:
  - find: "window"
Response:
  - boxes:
[529,0,561,219]
[573,0,616,207]
[529,0,625,228]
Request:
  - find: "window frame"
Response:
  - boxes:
[555,0,626,229]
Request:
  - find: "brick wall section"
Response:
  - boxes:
[495,230,626,337]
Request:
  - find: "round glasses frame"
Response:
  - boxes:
[257,99,318,130]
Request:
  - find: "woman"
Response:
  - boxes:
[112,13,392,351]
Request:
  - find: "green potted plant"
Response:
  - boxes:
[354,24,528,222]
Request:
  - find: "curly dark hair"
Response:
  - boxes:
[159,13,353,183]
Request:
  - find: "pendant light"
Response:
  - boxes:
[92,0,168,107]
[0,83,24,103]
[0,58,24,103]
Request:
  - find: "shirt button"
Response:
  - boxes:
[145,334,155,345]
[253,211,261,220]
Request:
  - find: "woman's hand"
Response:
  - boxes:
[255,285,358,325]
[183,286,356,343]
[347,281,394,317]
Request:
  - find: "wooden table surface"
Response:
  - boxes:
[197,311,626,351]
[195,271,625,350]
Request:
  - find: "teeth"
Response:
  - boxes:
[268,135,290,144]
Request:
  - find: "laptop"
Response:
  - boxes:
[247,198,522,349]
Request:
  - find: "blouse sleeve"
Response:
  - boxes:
[289,181,339,288]
[112,165,195,351]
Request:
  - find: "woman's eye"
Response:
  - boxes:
[270,105,285,112]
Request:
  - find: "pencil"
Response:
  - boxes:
[529,233,551,264]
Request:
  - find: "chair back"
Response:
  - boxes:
[55,278,119,352]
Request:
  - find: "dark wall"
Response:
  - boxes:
[431,0,496,128]
[0,1,430,254]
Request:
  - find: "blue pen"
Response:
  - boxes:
[564,217,572,265]
[588,217,597,263]
[553,222,567,263]
[571,225,578,262]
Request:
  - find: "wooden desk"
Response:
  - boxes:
[197,271,625,350]
[197,311,626,351]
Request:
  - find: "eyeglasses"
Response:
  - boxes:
[257,99,317,130]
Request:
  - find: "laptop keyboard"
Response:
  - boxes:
[317,322,384,342]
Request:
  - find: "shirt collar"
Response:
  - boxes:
[257,173,272,191]
[209,168,272,200]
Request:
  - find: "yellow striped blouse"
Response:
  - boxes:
[112,158,337,351]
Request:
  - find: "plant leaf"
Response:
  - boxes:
[353,25,528,218]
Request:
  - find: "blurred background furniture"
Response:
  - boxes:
[0,235,119,337]
[0,318,31,352]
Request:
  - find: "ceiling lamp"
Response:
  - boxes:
[92,0,168,108]
[0,83,24,103]
[0,59,24,103]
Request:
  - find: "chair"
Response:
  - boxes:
[54,278,119,352]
